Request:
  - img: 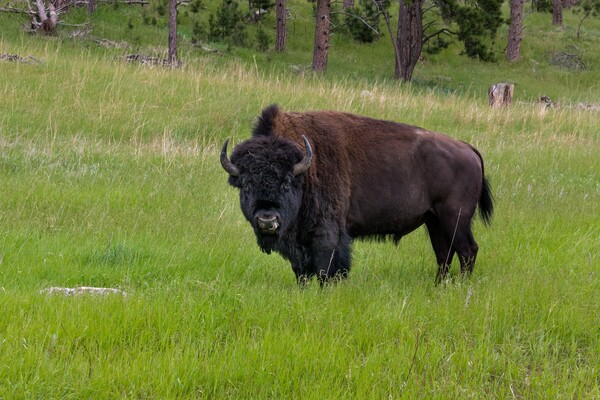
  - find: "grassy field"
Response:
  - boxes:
[1,4,600,398]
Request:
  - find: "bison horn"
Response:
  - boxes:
[293,135,313,176]
[220,139,240,177]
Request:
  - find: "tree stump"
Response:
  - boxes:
[488,83,514,107]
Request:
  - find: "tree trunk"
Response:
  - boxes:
[168,0,178,65]
[275,0,286,52]
[395,0,424,82]
[312,0,331,72]
[552,0,563,25]
[88,0,96,13]
[507,0,524,61]
[488,83,514,107]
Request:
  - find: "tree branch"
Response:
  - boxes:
[55,0,88,13]
[331,10,380,34]
[373,0,395,46]
[0,5,31,14]
[423,20,436,32]
[35,0,47,22]
[372,0,401,73]
[61,22,91,27]
[422,3,436,15]
[422,27,455,44]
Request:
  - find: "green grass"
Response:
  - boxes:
[1,5,600,398]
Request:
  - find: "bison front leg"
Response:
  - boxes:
[292,263,311,287]
[311,231,352,285]
[290,251,313,287]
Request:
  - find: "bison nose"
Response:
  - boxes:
[255,213,280,233]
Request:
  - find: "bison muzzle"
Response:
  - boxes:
[221,105,494,284]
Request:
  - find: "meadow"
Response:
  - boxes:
[1,4,599,397]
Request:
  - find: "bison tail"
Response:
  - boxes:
[470,144,494,226]
[479,176,494,226]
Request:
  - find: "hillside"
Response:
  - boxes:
[2,0,600,104]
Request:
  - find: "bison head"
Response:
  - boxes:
[220,135,312,253]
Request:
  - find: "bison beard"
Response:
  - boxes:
[221,105,494,285]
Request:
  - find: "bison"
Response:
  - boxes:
[220,105,493,284]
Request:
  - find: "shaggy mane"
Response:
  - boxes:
[252,104,280,137]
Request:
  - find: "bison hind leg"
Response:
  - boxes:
[458,230,479,276]
[435,208,480,280]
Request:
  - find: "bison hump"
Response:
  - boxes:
[253,104,281,137]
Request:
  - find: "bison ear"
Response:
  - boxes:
[220,139,240,177]
[293,136,312,176]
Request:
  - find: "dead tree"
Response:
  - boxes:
[1,0,151,31]
[31,0,59,33]
[0,0,90,34]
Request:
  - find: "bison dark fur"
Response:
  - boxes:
[221,105,493,284]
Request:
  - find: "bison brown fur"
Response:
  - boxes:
[221,105,493,284]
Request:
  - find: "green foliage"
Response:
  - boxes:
[140,0,204,29]
[435,0,504,61]
[192,18,209,43]
[575,0,600,29]
[255,23,271,50]
[208,0,249,46]
[140,0,168,27]
[190,0,204,13]
[581,0,600,14]
[532,0,552,12]
[249,0,275,19]
[153,0,167,16]
[424,35,451,54]
[343,0,383,43]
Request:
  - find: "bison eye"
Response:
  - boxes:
[240,178,250,192]
[281,176,292,192]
